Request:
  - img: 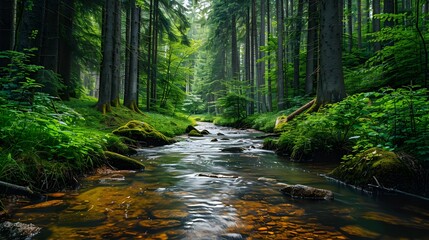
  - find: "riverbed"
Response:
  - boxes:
[5,122,429,239]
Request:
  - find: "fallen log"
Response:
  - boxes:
[286,99,315,122]
[0,181,44,200]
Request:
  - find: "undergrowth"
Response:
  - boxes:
[274,87,429,162]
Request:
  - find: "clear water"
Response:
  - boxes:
[6,122,429,239]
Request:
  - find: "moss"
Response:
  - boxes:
[329,148,424,193]
[188,130,203,137]
[104,151,145,170]
[185,125,198,133]
[112,120,174,146]
[274,116,288,132]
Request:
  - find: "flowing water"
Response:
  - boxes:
[5,122,429,239]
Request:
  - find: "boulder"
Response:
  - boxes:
[280,184,334,200]
[200,129,210,135]
[0,221,41,240]
[329,148,426,194]
[112,120,173,146]
[185,125,199,133]
[188,130,203,137]
[104,151,145,170]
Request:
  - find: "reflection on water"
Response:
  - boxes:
[6,122,429,239]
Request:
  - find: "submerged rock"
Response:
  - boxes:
[112,120,173,146]
[329,148,427,194]
[280,184,334,200]
[104,151,145,170]
[221,147,245,153]
[197,173,238,178]
[0,221,41,240]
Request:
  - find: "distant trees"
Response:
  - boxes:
[2,0,428,116]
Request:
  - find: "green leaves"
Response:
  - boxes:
[277,87,429,161]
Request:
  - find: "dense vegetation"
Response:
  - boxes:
[0,0,428,196]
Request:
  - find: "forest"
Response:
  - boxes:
[0,0,429,238]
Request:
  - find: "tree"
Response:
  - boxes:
[373,0,382,51]
[276,0,285,110]
[124,0,140,111]
[305,0,318,95]
[97,0,115,113]
[316,0,346,105]
[292,0,304,95]
[0,0,15,52]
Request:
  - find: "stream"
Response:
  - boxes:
[4,122,429,239]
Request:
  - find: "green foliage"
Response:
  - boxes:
[346,13,426,93]
[182,93,205,115]
[277,87,429,161]
[0,50,43,108]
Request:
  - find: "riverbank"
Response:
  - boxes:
[0,97,193,198]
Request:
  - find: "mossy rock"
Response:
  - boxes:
[112,120,173,146]
[200,129,210,135]
[185,125,199,133]
[104,151,145,170]
[188,129,203,137]
[329,148,426,193]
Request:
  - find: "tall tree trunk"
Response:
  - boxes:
[258,0,267,112]
[384,0,396,27]
[124,0,140,112]
[0,0,15,51]
[97,0,115,113]
[266,0,273,112]
[111,0,121,107]
[357,0,362,49]
[40,0,60,72]
[305,0,318,95]
[0,0,15,68]
[316,0,346,105]
[150,0,159,109]
[249,0,257,114]
[245,6,252,115]
[373,0,382,51]
[124,0,131,106]
[146,0,154,111]
[293,0,304,96]
[231,14,239,80]
[58,0,75,100]
[347,0,353,52]
[276,0,285,110]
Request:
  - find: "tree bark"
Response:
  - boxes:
[266,0,273,112]
[316,0,346,105]
[305,0,318,95]
[276,0,285,110]
[373,0,382,51]
[124,0,140,112]
[292,0,304,95]
[97,0,115,113]
[58,0,75,100]
[347,0,353,52]
[111,0,121,107]
[357,0,362,49]
[40,0,60,72]
[231,14,239,80]
[258,0,267,112]
[0,0,15,51]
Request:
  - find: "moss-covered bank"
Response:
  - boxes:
[0,97,192,194]
[329,148,428,195]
